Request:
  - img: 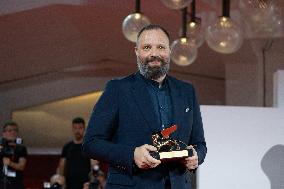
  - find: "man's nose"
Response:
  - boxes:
[149,48,159,57]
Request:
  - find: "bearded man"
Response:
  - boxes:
[83,24,207,189]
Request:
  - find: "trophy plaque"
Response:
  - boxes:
[150,125,194,161]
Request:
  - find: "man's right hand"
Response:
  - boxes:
[134,144,161,169]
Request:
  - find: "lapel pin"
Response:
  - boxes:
[185,108,190,112]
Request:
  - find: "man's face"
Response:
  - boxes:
[2,125,18,141]
[135,29,171,80]
[72,123,85,140]
[97,174,106,185]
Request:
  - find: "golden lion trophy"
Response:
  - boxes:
[150,125,194,162]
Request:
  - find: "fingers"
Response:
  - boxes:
[134,144,161,169]
[143,144,161,167]
[145,153,161,165]
[184,157,198,169]
[187,164,198,170]
[184,155,198,162]
[186,159,198,169]
[144,144,157,152]
[187,145,198,156]
[185,157,198,165]
[184,145,199,170]
[144,145,160,164]
[193,148,197,156]
[140,153,160,169]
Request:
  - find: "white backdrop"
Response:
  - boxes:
[198,70,284,189]
[198,106,284,189]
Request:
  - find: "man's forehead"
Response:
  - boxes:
[72,123,84,128]
[137,29,169,44]
[5,125,17,129]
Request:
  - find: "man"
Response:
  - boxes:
[57,117,91,189]
[83,170,106,189]
[83,24,207,189]
[0,121,27,189]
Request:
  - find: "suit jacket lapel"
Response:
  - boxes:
[168,77,186,139]
[131,73,160,133]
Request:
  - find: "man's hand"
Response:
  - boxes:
[2,157,26,171]
[183,145,198,170]
[134,144,161,169]
[3,157,11,166]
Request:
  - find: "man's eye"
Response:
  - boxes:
[143,46,150,50]
[158,46,165,49]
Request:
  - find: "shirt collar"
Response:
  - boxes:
[138,72,168,89]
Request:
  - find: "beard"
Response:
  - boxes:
[137,55,170,80]
[74,133,83,141]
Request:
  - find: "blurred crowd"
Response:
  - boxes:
[0,117,106,189]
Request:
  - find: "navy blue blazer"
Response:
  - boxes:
[83,72,207,189]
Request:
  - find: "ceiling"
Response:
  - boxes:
[0,0,283,92]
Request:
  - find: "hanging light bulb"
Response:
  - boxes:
[171,7,198,66]
[171,37,197,66]
[187,20,204,48]
[240,0,272,9]
[161,0,192,10]
[122,0,150,42]
[239,0,282,37]
[122,13,150,42]
[205,0,243,54]
[187,0,204,48]
[206,16,243,54]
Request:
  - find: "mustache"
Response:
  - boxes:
[145,56,164,64]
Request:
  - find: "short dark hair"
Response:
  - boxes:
[72,117,85,125]
[137,24,170,43]
[3,120,18,131]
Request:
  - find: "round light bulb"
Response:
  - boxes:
[239,0,282,37]
[161,0,192,10]
[205,16,243,54]
[122,13,151,42]
[187,21,205,48]
[171,37,198,66]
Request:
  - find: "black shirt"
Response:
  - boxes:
[0,144,27,189]
[61,141,90,189]
[139,73,173,130]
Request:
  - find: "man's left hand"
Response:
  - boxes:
[183,145,198,170]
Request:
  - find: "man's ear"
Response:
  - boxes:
[135,46,138,56]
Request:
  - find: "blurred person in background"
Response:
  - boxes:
[0,121,27,189]
[87,159,104,189]
[57,117,91,189]
[83,168,106,189]
[50,174,65,189]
